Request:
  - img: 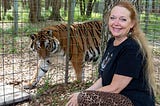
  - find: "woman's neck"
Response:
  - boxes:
[113,36,128,46]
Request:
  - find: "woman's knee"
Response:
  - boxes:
[77,90,133,106]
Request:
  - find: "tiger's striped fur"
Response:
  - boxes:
[24,20,102,89]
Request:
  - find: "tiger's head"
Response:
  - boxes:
[30,30,60,59]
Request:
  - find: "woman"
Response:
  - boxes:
[66,1,155,106]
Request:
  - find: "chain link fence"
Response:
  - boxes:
[0,0,160,105]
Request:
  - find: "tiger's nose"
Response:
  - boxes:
[38,49,49,59]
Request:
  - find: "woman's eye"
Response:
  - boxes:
[120,18,127,21]
[110,16,116,20]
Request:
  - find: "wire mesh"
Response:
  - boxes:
[0,0,159,105]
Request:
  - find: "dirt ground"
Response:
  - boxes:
[0,52,160,106]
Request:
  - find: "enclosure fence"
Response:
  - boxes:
[0,0,160,105]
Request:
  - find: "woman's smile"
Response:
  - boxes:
[112,27,122,33]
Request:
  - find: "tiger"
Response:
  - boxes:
[24,20,102,89]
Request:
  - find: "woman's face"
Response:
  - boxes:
[108,6,134,38]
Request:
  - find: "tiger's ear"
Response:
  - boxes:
[47,30,53,36]
[30,34,36,40]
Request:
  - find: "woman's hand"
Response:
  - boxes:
[65,92,80,106]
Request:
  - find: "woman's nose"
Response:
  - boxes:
[113,19,120,25]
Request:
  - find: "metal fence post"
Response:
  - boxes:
[13,0,18,35]
[65,0,75,83]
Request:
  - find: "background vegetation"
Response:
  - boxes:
[0,0,160,105]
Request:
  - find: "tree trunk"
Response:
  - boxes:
[79,0,85,16]
[144,0,149,34]
[2,0,12,17]
[64,0,68,16]
[0,1,1,20]
[28,0,41,23]
[152,0,155,13]
[45,0,51,10]
[22,0,27,8]
[86,0,96,17]
[48,0,62,21]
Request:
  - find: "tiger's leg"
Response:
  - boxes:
[70,53,84,81]
[78,90,133,106]
[24,59,50,89]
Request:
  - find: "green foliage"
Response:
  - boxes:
[36,77,50,96]
[0,1,159,55]
[19,25,38,33]
[0,27,31,54]
[74,13,102,22]
[8,43,18,54]
[60,2,102,22]
[6,14,14,20]
[140,13,160,41]
[1,1,103,24]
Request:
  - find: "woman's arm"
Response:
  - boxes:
[86,78,103,90]
[97,74,132,93]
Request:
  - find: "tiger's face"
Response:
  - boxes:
[30,30,60,59]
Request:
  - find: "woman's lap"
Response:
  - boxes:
[77,90,133,106]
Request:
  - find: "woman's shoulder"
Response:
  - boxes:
[122,37,139,49]
[118,37,141,55]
